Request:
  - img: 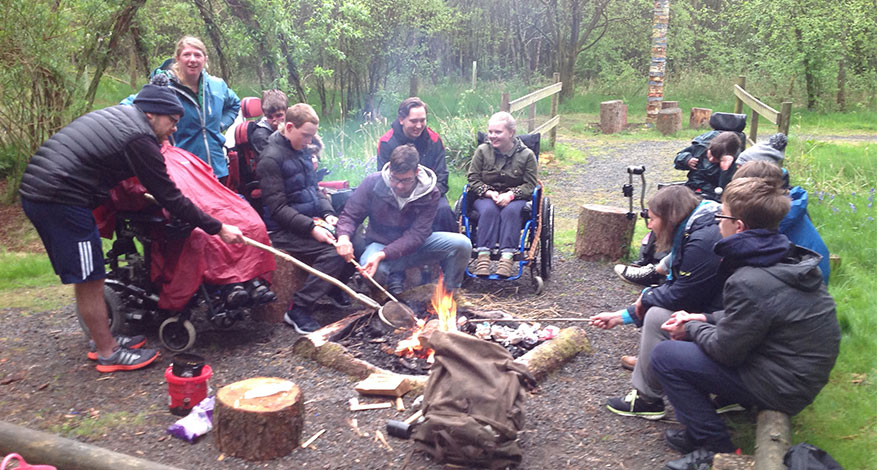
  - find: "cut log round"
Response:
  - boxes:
[599,100,627,134]
[689,107,713,129]
[661,100,679,109]
[214,377,304,461]
[574,204,636,261]
[656,107,683,135]
[251,256,307,323]
[713,453,755,470]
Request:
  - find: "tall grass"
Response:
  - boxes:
[784,140,876,469]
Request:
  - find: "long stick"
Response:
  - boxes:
[469,317,595,323]
[242,236,380,309]
[348,258,400,303]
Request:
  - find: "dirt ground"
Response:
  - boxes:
[0,137,727,469]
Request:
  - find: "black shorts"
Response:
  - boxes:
[21,198,106,284]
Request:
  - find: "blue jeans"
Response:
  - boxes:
[361,232,472,290]
[652,341,757,452]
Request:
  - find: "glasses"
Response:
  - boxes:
[714,214,739,222]
[389,174,416,185]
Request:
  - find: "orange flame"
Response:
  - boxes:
[431,274,457,332]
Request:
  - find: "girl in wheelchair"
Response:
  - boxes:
[467,112,539,278]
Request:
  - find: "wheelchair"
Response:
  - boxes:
[455,132,554,295]
[79,211,262,352]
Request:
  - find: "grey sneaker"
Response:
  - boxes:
[87,334,146,360]
[614,263,662,287]
[95,346,159,373]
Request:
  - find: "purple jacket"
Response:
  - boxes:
[336,168,439,261]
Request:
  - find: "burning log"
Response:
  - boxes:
[214,377,304,461]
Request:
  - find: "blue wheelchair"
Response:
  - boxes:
[455,132,554,294]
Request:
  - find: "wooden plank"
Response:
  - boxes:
[509,82,562,113]
[734,76,746,115]
[550,72,560,147]
[532,114,560,136]
[734,85,780,124]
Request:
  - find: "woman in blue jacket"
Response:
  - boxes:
[124,36,240,181]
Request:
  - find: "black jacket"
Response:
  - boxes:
[20,105,221,234]
[377,120,448,195]
[257,131,334,235]
[632,201,725,326]
[673,130,736,201]
[686,230,840,415]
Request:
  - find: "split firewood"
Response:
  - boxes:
[354,373,411,398]
[347,418,364,437]
[395,397,405,411]
[375,430,393,451]
[349,397,393,411]
[301,429,326,448]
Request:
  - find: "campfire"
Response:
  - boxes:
[334,276,555,375]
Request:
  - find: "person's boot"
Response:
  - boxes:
[495,257,516,278]
[472,253,491,277]
[614,264,663,287]
[621,355,637,371]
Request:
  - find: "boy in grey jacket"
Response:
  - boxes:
[652,177,840,470]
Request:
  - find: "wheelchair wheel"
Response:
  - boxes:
[532,275,545,295]
[159,316,197,352]
[540,197,554,280]
[76,285,125,337]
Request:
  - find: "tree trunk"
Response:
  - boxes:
[191,0,229,82]
[836,58,846,111]
[84,0,147,107]
[278,38,307,103]
[574,204,636,261]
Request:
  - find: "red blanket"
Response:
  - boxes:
[95,143,275,311]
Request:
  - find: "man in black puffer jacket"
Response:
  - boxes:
[257,103,352,334]
[654,177,840,470]
[20,76,244,373]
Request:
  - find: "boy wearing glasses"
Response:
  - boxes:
[335,144,471,294]
[652,177,840,470]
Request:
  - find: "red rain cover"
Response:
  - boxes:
[95,143,275,311]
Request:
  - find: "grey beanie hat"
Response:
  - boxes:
[133,74,184,116]
[737,133,787,166]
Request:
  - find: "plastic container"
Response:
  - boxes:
[165,364,212,416]
[171,353,205,377]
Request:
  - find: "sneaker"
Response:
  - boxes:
[495,257,516,278]
[386,271,405,297]
[284,308,321,334]
[665,428,698,454]
[95,346,159,373]
[606,389,666,420]
[87,334,147,361]
[664,449,716,470]
[326,287,352,308]
[614,263,662,287]
[472,253,491,277]
[621,355,637,371]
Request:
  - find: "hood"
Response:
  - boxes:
[715,228,792,272]
[381,162,437,209]
[761,244,826,292]
[779,186,808,233]
[736,143,785,166]
[685,200,721,233]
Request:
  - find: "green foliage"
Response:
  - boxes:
[782,139,876,469]
[0,250,58,290]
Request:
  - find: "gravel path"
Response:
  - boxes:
[1,137,712,469]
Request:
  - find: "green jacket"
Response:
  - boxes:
[467,139,538,200]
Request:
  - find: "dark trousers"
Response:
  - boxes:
[473,198,526,252]
[433,195,458,233]
[651,341,757,452]
[269,230,352,311]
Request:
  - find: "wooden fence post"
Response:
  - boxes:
[471,61,477,90]
[550,72,560,147]
[750,112,760,144]
[779,102,792,136]
[528,103,536,133]
[409,75,418,97]
[734,76,746,115]
[501,92,510,112]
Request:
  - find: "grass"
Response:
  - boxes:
[50,410,148,439]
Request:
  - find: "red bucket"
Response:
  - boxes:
[165,364,212,416]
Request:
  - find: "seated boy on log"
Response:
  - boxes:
[651,176,840,470]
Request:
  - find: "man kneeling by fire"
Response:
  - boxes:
[632,177,839,470]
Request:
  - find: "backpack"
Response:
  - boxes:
[413,330,536,469]
[784,443,843,470]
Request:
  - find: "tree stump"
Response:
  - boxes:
[690,107,712,129]
[251,255,307,323]
[661,100,679,109]
[214,377,304,461]
[574,204,636,261]
[656,107,683,135]
[600,100,627,134]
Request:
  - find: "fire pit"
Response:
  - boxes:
[292,280,592,390]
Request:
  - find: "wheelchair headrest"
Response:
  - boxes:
[476,132,541,159]
[241,97,263,119]
[709,112,747,132]
[234,120,252,146]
